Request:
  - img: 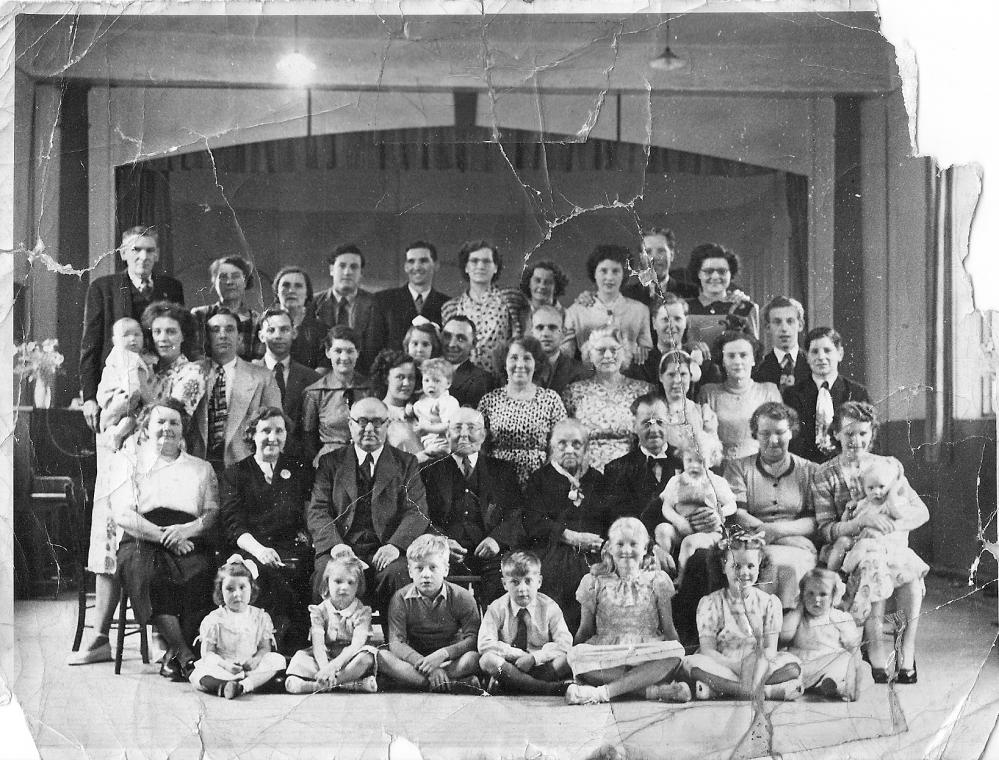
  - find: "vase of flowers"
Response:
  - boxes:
[14,339,65,409]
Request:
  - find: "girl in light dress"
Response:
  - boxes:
[565,517,690,705]
[684,529,804,701]
[188,555,287,699]
[285,545,379,694]
[781,568,872,701]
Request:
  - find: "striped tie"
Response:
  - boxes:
[208,365,228,459]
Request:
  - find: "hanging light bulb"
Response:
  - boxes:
[277,17,316,86]
[650,15,686,72]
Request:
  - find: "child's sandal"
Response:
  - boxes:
[222,681,244,700]
[693,680,715,700]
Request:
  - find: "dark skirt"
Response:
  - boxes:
[117,508,215,645]
[538,543,601,633]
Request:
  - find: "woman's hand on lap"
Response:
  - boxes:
[372,544,400,570]
[253,545,284,568]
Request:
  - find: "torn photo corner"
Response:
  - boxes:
[3,2,998,760]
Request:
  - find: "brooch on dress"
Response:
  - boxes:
[280,469,291,479]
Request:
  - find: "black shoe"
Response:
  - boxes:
[896,664,917,684]
[159,656,182,680]
[177,658,196,682]
[871,667,889,684]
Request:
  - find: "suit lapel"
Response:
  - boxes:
[336,449,359,513]
[372,447,399,501]
[115,273,133,319]
[226,359,253,444]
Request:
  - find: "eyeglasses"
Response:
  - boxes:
[350,417,388,429]
[700,267,730,276]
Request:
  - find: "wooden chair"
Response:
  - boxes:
[28,476,86,601]
[114,585,150,674]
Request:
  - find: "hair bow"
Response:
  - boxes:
[226,553,259,579]
[329,544,370,570]
[411,315,441,335]
[718,526,766,552]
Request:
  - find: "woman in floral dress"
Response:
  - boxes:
[439,240,529,378]
[477,337,567,487]
[70,301,209,665]
[562,326,653,472]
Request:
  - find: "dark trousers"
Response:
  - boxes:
[449,553,504,605]
[672,548,726,652]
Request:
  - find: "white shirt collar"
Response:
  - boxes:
[404,582,448,602]
[452,452,479,470]
[408,284,431,300]
[506,594,541,620]
[328,598,360,618]
[215,357,238,375]
[812,373,838,389]
[129,272,152,291]
[774,347,799,364]
[353,445,384,468]
[639,445,667,459]
[263,352,291,370]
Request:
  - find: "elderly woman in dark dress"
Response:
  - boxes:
[112,398,219,680]
[220,406,314,653]
[522,418,608,632]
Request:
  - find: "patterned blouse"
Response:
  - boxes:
[696,586,782,660]
[563,295,652,358]
[477,386,568,486]
[562,376,653,472]
[440,287,528,377]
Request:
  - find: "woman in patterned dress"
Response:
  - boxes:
[70,301,209,665]
[440,240,529,378]
[477,337,567,487]
[562,326,653,472]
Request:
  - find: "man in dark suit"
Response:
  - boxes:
[79,226,184,430]
[375,240,449,352]
[621,227,699,305]
[312,244,379,374]
[253,307,320,457]
[531,305,591,395]
[189,309,282,471]
[421,407,523,603]
[753,296,810,392]
[306,397,430,609]
[441,315,493,407]
[783,326,870,463]
[601,392,683,534]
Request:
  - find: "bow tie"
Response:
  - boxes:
[647,456,670,466]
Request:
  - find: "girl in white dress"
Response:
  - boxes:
[189,555,287,699]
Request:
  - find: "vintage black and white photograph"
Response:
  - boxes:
[3,2,997,758]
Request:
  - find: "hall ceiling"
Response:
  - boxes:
[16,11,897,95]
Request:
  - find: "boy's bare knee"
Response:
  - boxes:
[478,653,503,674]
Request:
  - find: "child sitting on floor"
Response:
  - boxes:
[684,528,804,701]
[97,316,156,450]
[566,517,690,705]
[478,551,572,696]
[284,545,379,694]
[188,555,287,699]
[781,568,872,701]
[655,434,736,586]
[412,358,460,438]
[378,534,482,693]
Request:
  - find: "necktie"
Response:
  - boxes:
[780,353,795,389]
[359,453,375,490]
[336,298,350,327]
[647,455,668,484]
[815,381,834,450]
[414,293,424,314]
[512,608,529,651]
[208,365,228,459]
[274,362,286,402]
[459,455,472,479]
[138,277,152,297]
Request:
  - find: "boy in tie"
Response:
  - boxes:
[478,551,572,695]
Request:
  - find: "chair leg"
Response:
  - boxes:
[140,624,150,664]
[114,589,127,675]
[72,582,87,652]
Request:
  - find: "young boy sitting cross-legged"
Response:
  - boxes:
[478,551,573,696]
[377,534,482,693]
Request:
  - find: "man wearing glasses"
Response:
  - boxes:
[306,397,429,610]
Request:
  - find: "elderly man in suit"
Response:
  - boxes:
[312,244,379,374]
[421,407,523,603]
[753,296,810,391]
[189,309,282,471]
[253,307,321,457]
[306,396,430,608]
[79,226,184,430]
[375,240,450,352]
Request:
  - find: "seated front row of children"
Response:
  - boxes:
[185,526,871,704]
